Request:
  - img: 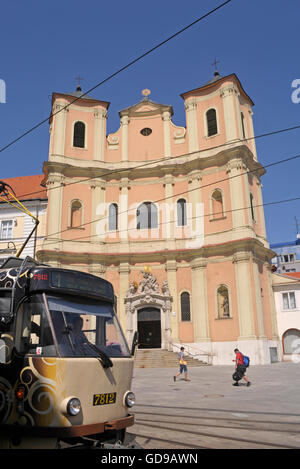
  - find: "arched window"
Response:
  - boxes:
[137,202,158,229]
[73,121,85,148]
[70,200,83,227]
[283,329,300,354]
[181,292,191,322]
[217,285,230,318]
[241,112,246,139]
[177,199,187,226]
[108,203,118,231]
[211,189,224,219]
[206,109,218,137]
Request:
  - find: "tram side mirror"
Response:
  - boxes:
[131,331,138,356]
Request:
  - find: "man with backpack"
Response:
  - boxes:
[232,348,251,387]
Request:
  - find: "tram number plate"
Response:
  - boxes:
[93,393,116,406]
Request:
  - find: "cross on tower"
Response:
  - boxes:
[211,58,220,75]
[75,75,84,90]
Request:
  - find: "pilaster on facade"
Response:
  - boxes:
[163,174,175,241]
[165,260,179,343]
[94,108,107,162]
[119,177,130,243]
[220,84,239,143]
[119,262,131,333]
[190,257,211,343]
[89,179,106,240]
[187,170,202,235]
[226,157,247,231]
[162,110,172,158]
[121,114,130,162]
[52,102,68,157]
[46,172,65,241]
[248,110,258,160]
[233,251,256,340]
[185,99,199,154]
[264,260,280,341]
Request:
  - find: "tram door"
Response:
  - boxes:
[138,307,161,349]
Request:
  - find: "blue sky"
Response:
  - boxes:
[0,0,299,244]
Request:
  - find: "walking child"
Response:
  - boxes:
[173,346,190,382]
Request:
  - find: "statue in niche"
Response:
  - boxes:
[217,286,230,318]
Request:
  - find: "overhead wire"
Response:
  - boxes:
[9,121,300,201]
[11,148,300,252]
[0,0,232,155]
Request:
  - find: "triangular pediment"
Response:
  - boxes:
[119,98,173,118]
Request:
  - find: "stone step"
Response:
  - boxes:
[134,348,209,368]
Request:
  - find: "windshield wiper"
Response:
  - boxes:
[61,311,76,354]
[86,342,113,368]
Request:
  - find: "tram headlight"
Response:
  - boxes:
[124,391,135,408]
[67,397,81,416]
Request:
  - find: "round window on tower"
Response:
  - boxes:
[140,128,152,136]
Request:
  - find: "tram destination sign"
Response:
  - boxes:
[29,268,114,300]
[50,270,114,300]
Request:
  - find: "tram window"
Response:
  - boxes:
[16,296,56,356]
[46,295,130,358]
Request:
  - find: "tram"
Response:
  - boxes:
[0,256,136,448]
[0,182,136,449]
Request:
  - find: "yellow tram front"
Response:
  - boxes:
[0,258,135,449]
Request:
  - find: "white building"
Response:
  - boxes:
[272,272,300,362]
[0,175,47,263]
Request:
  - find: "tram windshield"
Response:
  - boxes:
[17,294,130,358]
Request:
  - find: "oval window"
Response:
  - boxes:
[140,128,152,136]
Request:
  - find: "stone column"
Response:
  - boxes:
[121,115,130,162]
[119,262,130,334]
[165,260,179,343]
[162,111,171,158]
[185,99,199,154]
[190,258,210,342]
[94,109,107,161]
[53,102,67,156]
[220,85,239,142]
[233,251,256,340]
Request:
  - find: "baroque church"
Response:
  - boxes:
[36,69,280,365]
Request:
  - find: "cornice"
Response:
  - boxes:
[44,143,264,183]
[36,236,275,267]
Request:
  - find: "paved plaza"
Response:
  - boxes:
[128,362,300,449]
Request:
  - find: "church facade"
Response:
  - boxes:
[37,71,281,364]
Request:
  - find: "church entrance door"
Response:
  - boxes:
[138,307,161,349]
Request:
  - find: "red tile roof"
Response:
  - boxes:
[283,272,300,279]
[0,175,47,201]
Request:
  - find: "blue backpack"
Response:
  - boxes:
[243,355,250,367]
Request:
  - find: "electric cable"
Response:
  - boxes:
[0,0,232,155]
